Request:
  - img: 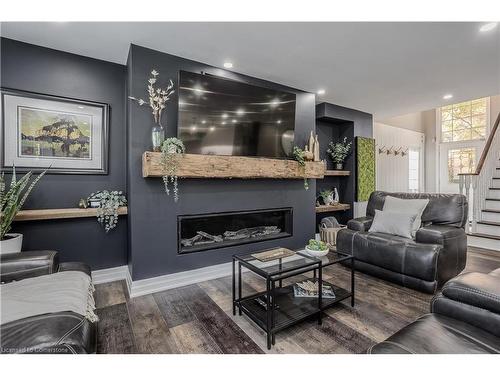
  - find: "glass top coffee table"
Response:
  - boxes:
[232,248,354,349]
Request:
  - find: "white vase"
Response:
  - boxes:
[0,233,23,254]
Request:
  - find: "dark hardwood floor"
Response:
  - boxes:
[95,247,500,354]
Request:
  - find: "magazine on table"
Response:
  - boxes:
[293,282,337,299]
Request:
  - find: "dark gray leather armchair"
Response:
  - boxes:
[369,268,500,353]
[0,251,97,354]
[337,191,468,293]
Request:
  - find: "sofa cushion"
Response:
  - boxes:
[369,314,500,354]
[337,229,442,281]
[368,209,417,239]
[383,196,429,237]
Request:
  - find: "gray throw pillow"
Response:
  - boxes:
[368,210,417,239]
[383,196,429,238]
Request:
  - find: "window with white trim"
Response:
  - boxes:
[440,98,488,142]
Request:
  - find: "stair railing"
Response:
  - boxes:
[459,112,500,233]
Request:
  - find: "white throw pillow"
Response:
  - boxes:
[383,196,429,238]
[368,210,417,239]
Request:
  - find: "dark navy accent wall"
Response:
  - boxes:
[1,38,127,269]
[127,44,316,281]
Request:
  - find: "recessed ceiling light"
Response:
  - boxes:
[201,120,206,124]
[223,61,233,69]
[479,22,498,32]
[232,119,237,123]
[270,99,280,107]
[222,113,228,119]
[317,89,326,95]
[222,121,226,125]
[209,126,215,132]
[77,105,85,109]
[236,109,245,116]
[190,125,197,131]
[443,94,453,100]
[277,120,282,124]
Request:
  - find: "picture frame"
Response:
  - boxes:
[0,88,109,174]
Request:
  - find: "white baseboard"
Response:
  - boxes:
[127,261,234,298]
[91,265,130,285]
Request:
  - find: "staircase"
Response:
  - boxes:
[460,113,500,251]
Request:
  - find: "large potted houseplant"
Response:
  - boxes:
[327,137,352,170]
[0,167,46,254]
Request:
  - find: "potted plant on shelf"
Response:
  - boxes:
[319,189,334,205]
[0,167,46,254]
[327,137,352,170]
[129,69,175,152]
[86,190,127,233]
[161,137,186,202]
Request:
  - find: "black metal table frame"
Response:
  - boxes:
[232,251,355,350]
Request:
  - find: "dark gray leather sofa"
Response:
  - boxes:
[0,251,97,354]
[369,268,500,353]
[337,191,468,293]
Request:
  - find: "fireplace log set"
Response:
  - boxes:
[180,226,282,247]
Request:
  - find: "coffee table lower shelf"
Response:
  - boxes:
[236,280,351,334]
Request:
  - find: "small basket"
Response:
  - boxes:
[319,224,346,247]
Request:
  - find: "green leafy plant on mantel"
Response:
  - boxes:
[0,166,47,240]
[161,137,186,202]
[87,190,127,233]
[293,146,309,190]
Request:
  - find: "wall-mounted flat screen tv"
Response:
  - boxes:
[177,70,296,158]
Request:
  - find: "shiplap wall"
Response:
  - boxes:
[374,123,425,193]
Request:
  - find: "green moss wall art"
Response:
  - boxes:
[356,137,376,202]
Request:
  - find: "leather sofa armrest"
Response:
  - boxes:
[58,262,91,277]
[441,272,500,315]
[0,250,59,283]
[347,216,373,232]
[415,224,465,245]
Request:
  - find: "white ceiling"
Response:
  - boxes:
[1,22,499,118]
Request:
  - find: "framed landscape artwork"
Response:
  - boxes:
[1,89,109,174]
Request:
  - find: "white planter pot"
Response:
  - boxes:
[0,233,23,254]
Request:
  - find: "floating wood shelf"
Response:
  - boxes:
[324,170,350,176]
[315,204,351,213]
[142,152,326,179]
[14,207,128,222]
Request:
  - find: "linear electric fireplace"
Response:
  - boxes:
[178,208,293,254]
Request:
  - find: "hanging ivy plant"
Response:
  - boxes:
[293,146,309,190]
[161,137,186,202]
[87,190,127,233]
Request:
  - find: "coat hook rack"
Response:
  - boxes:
[401,147,409,157]
[394,147,403,156]
[386,146,394,155]
[378,146,386,154]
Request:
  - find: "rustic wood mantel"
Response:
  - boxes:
[142,152,326,179]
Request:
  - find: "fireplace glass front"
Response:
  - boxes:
[178,208,293,254]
